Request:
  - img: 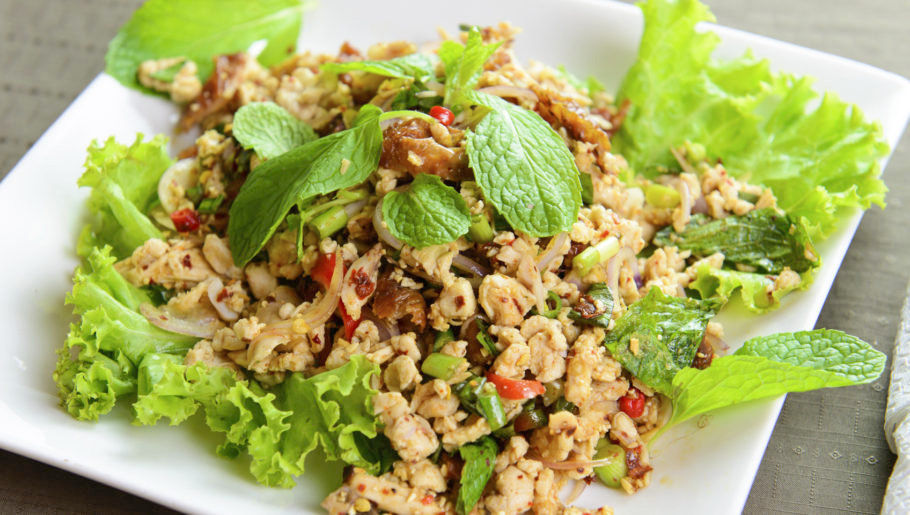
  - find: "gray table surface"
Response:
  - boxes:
[1,0,908,513]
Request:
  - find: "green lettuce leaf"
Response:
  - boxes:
[53,246,197,421]
[78,135,171,258]
[382,173,472,248]
[232,102,317,159]
[668,329,886,426]
[132,354,386,488]
[603,287,719,396]
[689,261,802,313]
[615,0,889,239]
[106,0,306,93]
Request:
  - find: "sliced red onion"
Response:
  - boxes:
[258,250,344,338]
[692,195,709,214]
[452,253,490,278]
[606,247,639,296]
[518,254,547,315]
[536,232,569,272]
[372,199,404,251]
[565,479,588,505]
[361,308,400,341]
[477,85,538,103]
[140,302,220,338]
[343,198,368,218]
[670,147,698,175]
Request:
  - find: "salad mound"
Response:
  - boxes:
[57,0,888,513]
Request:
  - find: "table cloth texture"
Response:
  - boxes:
[0,0,908,513]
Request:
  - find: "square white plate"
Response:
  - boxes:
[1,0,909,513]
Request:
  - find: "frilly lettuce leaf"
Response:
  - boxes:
[615,0,889,239]
[132,354,389,488]
[78,135,171,257]
[54,246,197,420]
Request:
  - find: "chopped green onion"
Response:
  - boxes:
[644,183,680,208]
[542,381,563,407]
[467,213,494,243]
[572,236,620,276]
[580,172,594,204]
[454,375,507,431]
[197,194,224,214]
[738,191,760,203]
[552,397,579,415]
[593,441,627,488]
[185,185,204,204]
[475,319,499,356]
[476,383,507,430]
[421,353,466,380]
[539,291,562,318]
[434,329,455,352]
[309,205,348,239]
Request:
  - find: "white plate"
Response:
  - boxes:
[1,0,909,513]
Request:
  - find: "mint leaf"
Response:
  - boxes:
[228,105,383,266]
[456,436,498,515]
[669,329,885,426]
[603,288,720,396]
[78,134,171,258]
[322,53,437,83]
[382,174,471,248]
[689,262,800,313]
[442,28,502,107]
[614,0,888,239]
[654,209,818,274]
[106,0,305,93]
[232,102,317,160]
[465,91,582,237]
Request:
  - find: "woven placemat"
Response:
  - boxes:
[1,0,908,513]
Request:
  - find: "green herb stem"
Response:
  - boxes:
[309,205,348,239]
[433,329,455,352]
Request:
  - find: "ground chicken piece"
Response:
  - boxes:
[441,415,492,452]
[391,459,447,493]
[565,327,605,406]
[484,464,536,515]
[491,340,531,380]
[383,355,420,392]
[274,65,352,131]
[321,468,446,515]
[137,57,202,103]
[533,468,560,515]
[428,277,477,331]
[610,411,643,449]
[521,315,568,383]
[244,262,278,300]
[266,230,303,280]
[373,392,438,462]
[184,339,242,376]
[324,320,381,369]
[531,411,578,462]
[479,274,537,327]
[495,436,530,473]
[116,238,216,289]
[398,242,459,286]
[411,379,460,419]
[202,234,242,279]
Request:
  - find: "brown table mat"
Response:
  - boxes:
[1,0,908,513]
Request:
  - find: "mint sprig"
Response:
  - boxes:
[322,53,437,83]
[227,105,383,266]
[382,174,472,248]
